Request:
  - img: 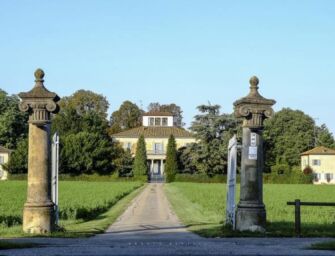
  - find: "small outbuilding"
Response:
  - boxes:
[0,146,12,180]
[301,146,335,184]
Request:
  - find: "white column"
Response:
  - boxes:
[151,159,154,174]
[161,159,164,175]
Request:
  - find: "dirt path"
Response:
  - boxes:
[98,183,199,240]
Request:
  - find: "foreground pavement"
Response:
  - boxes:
[1,184,334,255]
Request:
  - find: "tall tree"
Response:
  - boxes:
[263,108,315,168]
[0,89,28,148]
[52,90,110,137]
[148,102,184,127]
[315,124,335,148]
[133,135,147,177]
[165,134,178,182]
[60,132,114,175]
[109,101,143,134]
[184,104,238,176]
[60,90,109,119]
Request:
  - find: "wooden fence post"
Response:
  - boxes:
[295,199,301,237]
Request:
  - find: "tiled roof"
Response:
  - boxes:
[112,126,194,138]
[0,146,12,153]
[142,112,173,117]
[301,146,335,156]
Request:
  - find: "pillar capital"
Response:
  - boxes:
[233,76,276,129]
[18,69,60,126]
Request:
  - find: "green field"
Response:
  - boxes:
[165,183,335,237]
[0,181,144,237]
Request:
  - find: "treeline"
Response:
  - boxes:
[1,88,334,178]
[0,89,184,176]
[177,105,334,177]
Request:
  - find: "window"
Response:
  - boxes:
[162,118,168,126]
[149,118,154,126]
[154,143,163,154]
[123,142,132,150]
[325,173,333,182]
[0,156,4,164]
[155,118,161,126]
[314,173,321,182]
[312,159,321,166]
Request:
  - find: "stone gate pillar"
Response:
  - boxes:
[19,69,60,234]
[233,76,275,232]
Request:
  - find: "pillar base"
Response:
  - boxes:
[23,202,55,234]
[236,203,266,232]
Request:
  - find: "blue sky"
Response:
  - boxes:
[1,1,335,132]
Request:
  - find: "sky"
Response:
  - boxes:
[0,1,335,132]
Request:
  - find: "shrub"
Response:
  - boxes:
[271,163,290,175]
[263,166,313,184]
[175,173,228,183]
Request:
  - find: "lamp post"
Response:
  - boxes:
[19,69,60,234]
[233,76,275,232]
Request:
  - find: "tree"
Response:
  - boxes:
[114,149,134,177]
[52,90,110,137]
[263,108,315,169]
[133,135,147,177]
[177,144,199,174]
[109,101,143,134]
[165,134,178,182]
[315,124,335,148]
[60,90,109,119]
[60,132,113,175]
[185,104,237,176]
[4,138,28,174]
[0,89,28,149]
[148,102,184,127]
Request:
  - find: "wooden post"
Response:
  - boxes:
[295,199,301,237]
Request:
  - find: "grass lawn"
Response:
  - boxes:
[165,183,335,237]
[0,181,144,237]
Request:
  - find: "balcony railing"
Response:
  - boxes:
[147,150,165,155]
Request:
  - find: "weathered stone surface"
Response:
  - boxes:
[19,69,60,234]
[234,76,275,232]
[234,76,275,129]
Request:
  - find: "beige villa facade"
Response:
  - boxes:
[112,112,196,178]
[0,146,11,180]
[301,146,335,184]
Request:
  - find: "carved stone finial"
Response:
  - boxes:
[18,69,60,125]
[234,76,276,129]
[250,76,259,86]
[34,68,45,81]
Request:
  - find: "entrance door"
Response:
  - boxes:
[153,161,160,175]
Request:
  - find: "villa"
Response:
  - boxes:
[112,112,196,179]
